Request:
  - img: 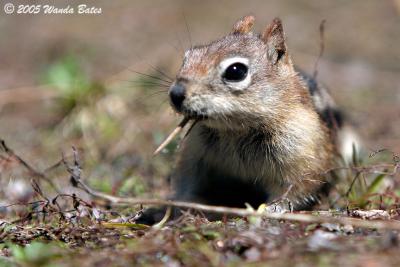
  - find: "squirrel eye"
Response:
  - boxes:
[222,63,248,82]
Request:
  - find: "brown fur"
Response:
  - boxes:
[169,17,338,211]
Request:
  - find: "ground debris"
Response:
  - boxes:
[350,209,391,220]
[307,230,339,251]
[1,211,400,266]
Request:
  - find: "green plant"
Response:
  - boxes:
[43,55,104,112]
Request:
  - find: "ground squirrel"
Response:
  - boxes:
[140,15,353,223]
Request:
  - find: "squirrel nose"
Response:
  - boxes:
[169,83,186,111]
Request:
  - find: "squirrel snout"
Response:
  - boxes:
[169,83,186,111]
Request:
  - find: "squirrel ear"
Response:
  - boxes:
[261,18,287,64]
[232,15,255,34]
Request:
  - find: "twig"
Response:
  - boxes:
[153,117,190,156]
[0,200,47,209]
[324,163,399,177]
[0,85,58,107]
[73,188,400,231]
[62,147,400,231]
[313,19,326,80]
[43,158,65,174]
[184,119,199,138]
[30,178,50,202]
[67,169,400,230]
[0,140,61,193]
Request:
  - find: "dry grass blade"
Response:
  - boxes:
[153,117,190,156]
[313,19,326,80]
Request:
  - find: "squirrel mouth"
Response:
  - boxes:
[180,107,208,121]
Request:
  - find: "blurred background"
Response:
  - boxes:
[0,0,399,203]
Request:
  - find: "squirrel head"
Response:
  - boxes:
[169,15,308,131]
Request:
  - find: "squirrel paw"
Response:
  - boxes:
[263,184,294,213]
[263,198,293,214]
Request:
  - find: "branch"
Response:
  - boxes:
[63,155,400,230]
[76,187,400,231]
[0,85,58,107]
[0,140,61,193]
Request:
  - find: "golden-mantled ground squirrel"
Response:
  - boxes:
[140,15,355,224]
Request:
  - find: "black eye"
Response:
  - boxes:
[222,63,248,82]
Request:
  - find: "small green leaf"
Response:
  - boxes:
[101,222,150,230]
[366,174,386,195]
